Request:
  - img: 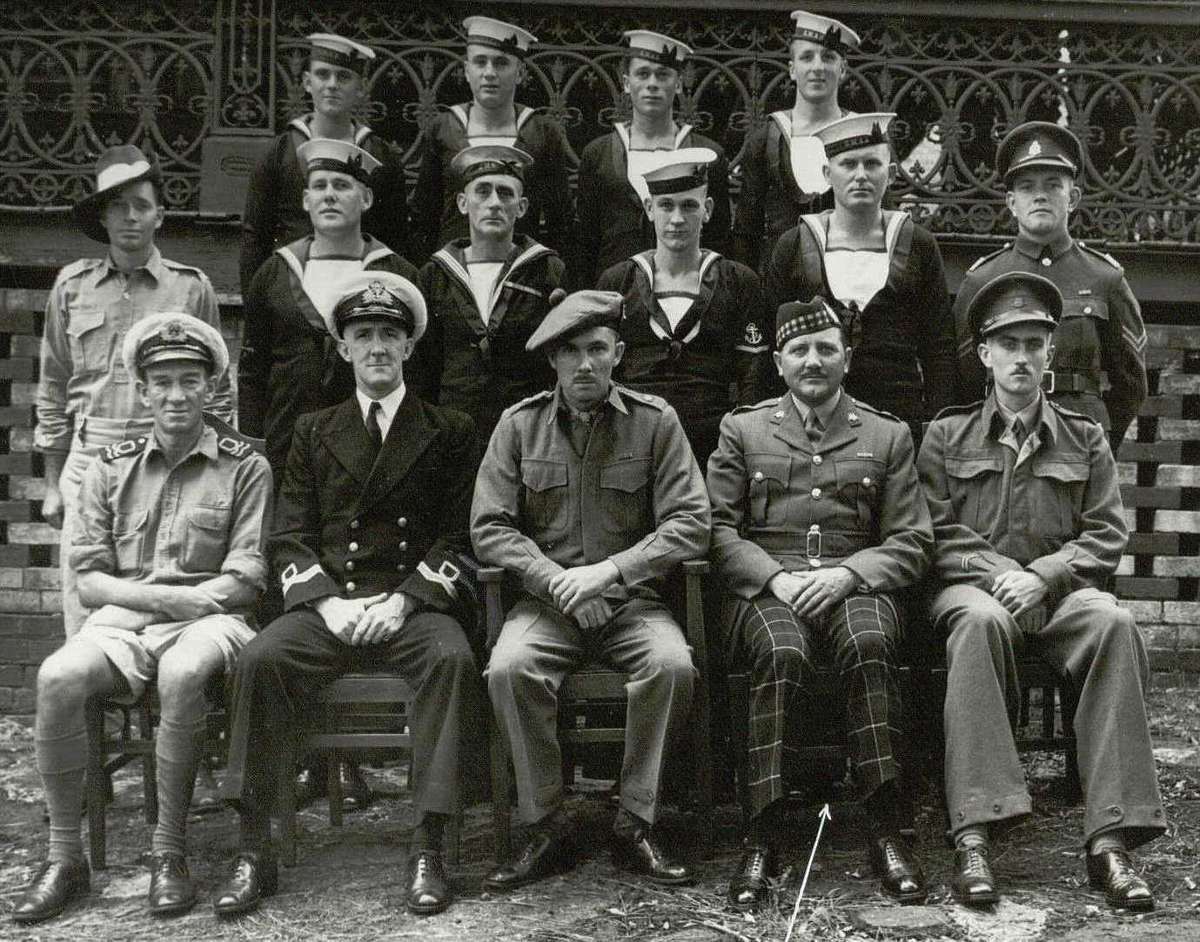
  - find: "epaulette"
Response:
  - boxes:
[1078,242,1124,273]
[618,387,667,410]
[732,397,781,415]
[160,257,207,276]
[203,414,265,459]
[1046,398,1102,425]
[847,397,904,424]
[965,244,1011,273]
[100,437,147,462]
[55,257,104,282]
[931,400,985,422]
[506,390,555,414]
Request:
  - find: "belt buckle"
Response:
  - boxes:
[1041,370,1056,394]
[805,524,821,562]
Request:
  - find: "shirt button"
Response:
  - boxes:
[396,564,406,573]
[753,471,764,481]
[1083,305,1093,314]
[346,581,357,592]
[992,803,1002,813]
[862,477,871,486]
[811,487,821,499]
[345,560,355,572]
[774,411,784,419]
[349,541,359,552]
[1109,806,1121,817]
[397,517,408,528]
[1041,257,1052,267]
[350,520,360,530]
[398,541,408,551]
[812,454,822,465]
[957,811,965,821]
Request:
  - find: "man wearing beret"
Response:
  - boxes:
[472,290,711,890]
[919,271,1164,911]
[953,122,1147,451]
[239,33,410,298]
[217,273,482,917]
[36,145,231,639]
[14,315,270,924]
[707,297,932,909]
[413,143,565,443]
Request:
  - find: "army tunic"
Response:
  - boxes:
[409,104,573,264]
[572,124,731,289]
[597,250,771,467]
[238,116,411,297]
[918,393,1165,848]
[413,234,564,442]
[764,210,962,427]
[953,233,1148,447]
[707,391,932,816]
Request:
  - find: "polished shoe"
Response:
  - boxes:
[335,761,371,812]
[1087,850,1154,912]
[867,833,927,904]
[951,846,999,907]
[11,859,90,924]
[212,850,278,916]
[728,843,776,910]
[483,830,576,892]
[294,766,326,809]
[148,853,197,916]
[405,850,452,915]
[190,764,224,816]
[612,827,692,886]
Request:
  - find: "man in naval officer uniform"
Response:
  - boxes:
[921,271,1164,911]
[706,297,932,909]
[217,272,482,918]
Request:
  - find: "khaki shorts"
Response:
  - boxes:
[75,609,255,703]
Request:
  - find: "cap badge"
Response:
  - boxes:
[161,321,186,341]
[1027,140,1042,157]
[364,280,391,304]
[1012,298,1024,308]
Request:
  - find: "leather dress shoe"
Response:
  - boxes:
[867,834,927,904]
[728,843,776,910]
[484,830,576,892]
[335,761,371,812]
[612,827,692,885]
[294,766,326,808]
[1087,850,1154,912]
[148,853,197,916]
[405,850,452,915]
[951,846,999,907]
[212,850,278,916]
[11,859,90,924]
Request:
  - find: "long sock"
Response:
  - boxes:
[411,812,446,853]
[36,726,88,864]
[150,716,204,857]
[1089,831,1126,855]
[954,826,988,850]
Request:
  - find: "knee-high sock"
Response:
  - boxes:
[151,715,205,856]
[36,726,87,863]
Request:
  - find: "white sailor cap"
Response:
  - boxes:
[297,138,381,185]
[815,112,895,158]
[789,11,861,53]
[622,30,692,70]
[463,16,537,57]
[332,271,428,343]
[641,147,718,196]
[122,312,229,379]
[307,34,375,73]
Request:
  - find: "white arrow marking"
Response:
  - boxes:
[784,803,832,942]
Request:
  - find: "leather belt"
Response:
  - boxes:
[1042,369,1104,395]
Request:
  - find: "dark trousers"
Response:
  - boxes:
[222,608,484,822]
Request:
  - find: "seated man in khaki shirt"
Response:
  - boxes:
[471,290,711,891]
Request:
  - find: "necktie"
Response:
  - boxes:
[805,411,823,446]
[1012,419,1026,446]
[367,400,384,452]
[568,410,593,457]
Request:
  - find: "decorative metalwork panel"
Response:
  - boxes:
[3,1,1199,245]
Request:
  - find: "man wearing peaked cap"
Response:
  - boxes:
[37,144,230,639]
[764,110,966,437]
[732,10,862,271]
[597,147,771,467]
[413,143,565,443]
[472,287,711,892]
[411,16,572,265]
[918,270,1165,912]
[572,30,731,288]
[14,313,271,924]
[219,271,484,918]
[239,32,411,298]
[706,297,932,909]
[953,120,1146,451]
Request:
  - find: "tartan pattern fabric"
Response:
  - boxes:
[730,593,903,818]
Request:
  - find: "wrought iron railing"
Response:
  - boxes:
[2,1,1198,245]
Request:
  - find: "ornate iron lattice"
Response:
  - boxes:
[3,1,1199,245]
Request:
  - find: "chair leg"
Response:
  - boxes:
[84,697,107,871]
[488,713,512,863]
[729,675,751,827]
[138,698,158,825]
[279,738,299,867]
[328,750,343,828]
[690,670,714,857]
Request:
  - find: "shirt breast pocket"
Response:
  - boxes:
[834,457,885,526]
[746,453,790,528]
[599,457,651,532]
[1056,297,1109,367]
[520,459,569,535]
[66,306,111,375]
[1030,457,1090,535]
[113,508,148,574]
[945,453,1003,532]
[183,504,231,574]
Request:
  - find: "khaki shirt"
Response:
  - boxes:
[471,384,711,602]
[917,392,1127,601]
[707,392,932,600]
[35,248,231,453]
[71,421,272,611]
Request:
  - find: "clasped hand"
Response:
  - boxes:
[769,567,858,619]
[315,592,410,646]
[548,561,620,615]
[990,569,1048,619]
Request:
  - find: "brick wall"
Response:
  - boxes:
[0,292,1196,714]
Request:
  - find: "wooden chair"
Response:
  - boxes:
[481,559,713,863]
[276,672,463,867]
